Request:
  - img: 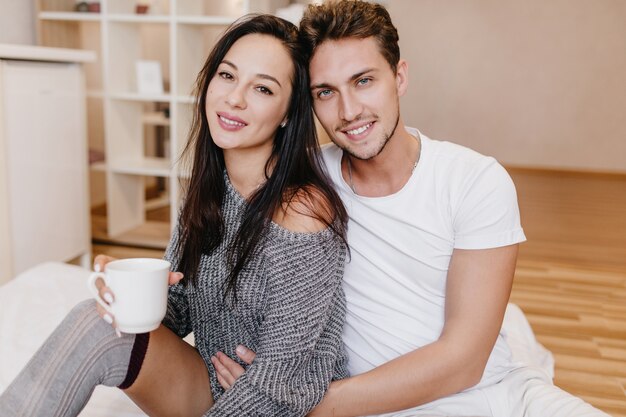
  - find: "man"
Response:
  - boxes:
[213,1,609,416]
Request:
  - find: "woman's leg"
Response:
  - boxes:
[0,299,212,417]
[123,323,213,417]
[0,299,135,416]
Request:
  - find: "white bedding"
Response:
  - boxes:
[0,262,554,416]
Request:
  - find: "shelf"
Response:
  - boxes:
[39,11,102,22]
[176,0,252,18]
[107,0,172,16]
[109,92,171,103]
[109,157,172,177]
[92,216,170,249]
[86,90,104,99]
[106,21,170,96]
[176,24,225,96]
[36,0,280,242]
[176,95,195,104]
[108,14,171,24]
[145,193,170,211]
[176,15,236,25]
[142,111,171,126]
[90,162,106,172]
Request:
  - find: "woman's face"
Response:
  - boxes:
[206,33,294,153]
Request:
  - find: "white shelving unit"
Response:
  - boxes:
[36,0,290,247]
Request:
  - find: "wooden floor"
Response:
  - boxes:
[93,167,626,416]
[509,168,626,417]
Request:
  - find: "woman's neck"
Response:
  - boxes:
[223,147,273,199]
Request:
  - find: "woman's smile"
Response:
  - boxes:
[216,112,247,131]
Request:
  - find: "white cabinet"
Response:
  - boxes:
[0,44,95,284]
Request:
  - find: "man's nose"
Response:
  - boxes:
[338,91,363,122]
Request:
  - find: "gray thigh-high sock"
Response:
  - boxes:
[0,299,149,417]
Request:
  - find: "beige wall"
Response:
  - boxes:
[0,0,36,45]
[388,0,626,173]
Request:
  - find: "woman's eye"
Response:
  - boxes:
[218,71,233,80]
[257,86,273,95]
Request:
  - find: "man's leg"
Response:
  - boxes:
[489,366,611,417]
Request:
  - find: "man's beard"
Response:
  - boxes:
[339,112,400,161]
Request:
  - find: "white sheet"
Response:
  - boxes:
[0,262,554,416]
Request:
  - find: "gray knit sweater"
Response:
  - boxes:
[163,176,349,416]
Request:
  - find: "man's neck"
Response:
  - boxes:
[342,126,420,198]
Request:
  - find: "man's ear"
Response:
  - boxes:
[395,59,409,97]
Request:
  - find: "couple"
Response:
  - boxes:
[0,1,609,416]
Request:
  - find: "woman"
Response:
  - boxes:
[0,14,349,417]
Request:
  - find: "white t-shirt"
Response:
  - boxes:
[322,129,527,389]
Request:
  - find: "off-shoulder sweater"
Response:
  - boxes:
[163,175,349,416]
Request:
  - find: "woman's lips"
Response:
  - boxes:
[217,112,247,131]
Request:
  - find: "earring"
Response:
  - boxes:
[280,121,287,128]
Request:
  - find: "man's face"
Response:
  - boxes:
[309,37,407,160]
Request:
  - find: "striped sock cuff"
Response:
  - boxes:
[118,332,150,389]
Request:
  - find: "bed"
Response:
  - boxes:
[0,262,554,416]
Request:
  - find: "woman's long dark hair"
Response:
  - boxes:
[176,14,348,298]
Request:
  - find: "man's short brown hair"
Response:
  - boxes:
[299,0,400,72]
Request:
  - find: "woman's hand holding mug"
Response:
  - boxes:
[90,255,184,336]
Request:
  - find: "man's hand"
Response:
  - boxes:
[211,345,256,390]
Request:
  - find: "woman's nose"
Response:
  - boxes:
[225,85,247,109]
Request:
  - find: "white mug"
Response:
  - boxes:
[88,258,171,333]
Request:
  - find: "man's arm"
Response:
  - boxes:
[214,244,518,417]
[308,244,518,417]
